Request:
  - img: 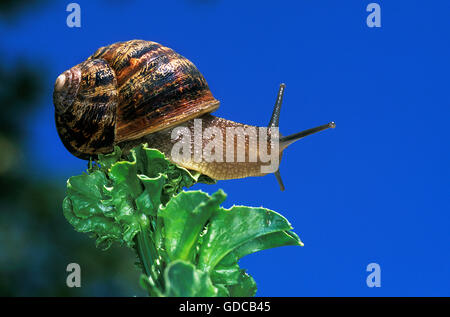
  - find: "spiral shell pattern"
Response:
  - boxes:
[54,40,219,159]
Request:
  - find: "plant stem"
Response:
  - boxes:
[134,225,163,294]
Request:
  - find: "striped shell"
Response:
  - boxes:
[53,40,220,159]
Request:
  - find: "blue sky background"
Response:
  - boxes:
[1,0,449,296]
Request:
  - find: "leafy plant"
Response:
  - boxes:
[63,144,302,297]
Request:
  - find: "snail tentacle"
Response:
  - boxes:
[268,83,286,128]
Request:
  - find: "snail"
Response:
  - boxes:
[53,40,335,190]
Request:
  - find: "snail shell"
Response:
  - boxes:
[54,40,219,160]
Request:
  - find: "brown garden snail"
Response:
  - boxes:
[53,40,335,190]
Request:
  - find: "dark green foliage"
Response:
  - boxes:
[64,144,302,296]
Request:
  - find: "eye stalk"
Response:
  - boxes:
[267,84,335,191]
[280,121,336,150]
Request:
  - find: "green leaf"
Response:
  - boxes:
[222,230,303,263]
[102,159,148,247]
[159,190,226,262]
[210,231,302,289]
[210,262,241,286]
[97,146,123,170]
[132,144,211,205]
[227,270,257,297]
[133,144,170,177]
[135,174,166,217]
[215,284,230,297]
[63,196,122,250]
[163,260,218,297]
[197,206,296,272]
[65,170,113,218]
[63,143,303,298]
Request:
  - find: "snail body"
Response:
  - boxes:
[125,114,279,180]
[54,40,334,190]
